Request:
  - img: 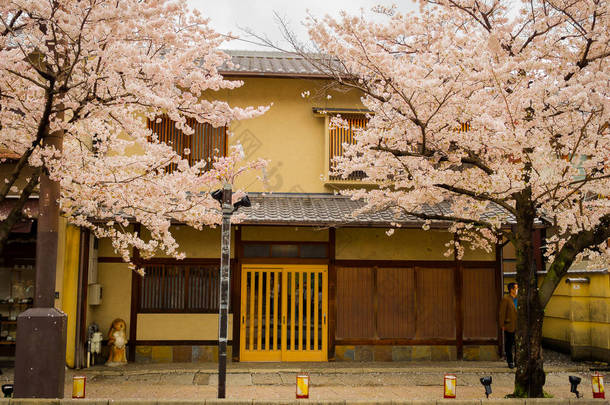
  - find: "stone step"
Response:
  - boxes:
[84,369,595,388]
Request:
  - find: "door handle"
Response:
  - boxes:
[283,315,286,324]
[323,314,326,324]
[242,315,245,324]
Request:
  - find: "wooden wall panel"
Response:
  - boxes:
[377,267,415,338]
[336,267,375,338]
[415,267,455,339]
[463,267,498,339]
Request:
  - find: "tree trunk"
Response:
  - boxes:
[513,195,546,397]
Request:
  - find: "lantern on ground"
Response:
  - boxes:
[569,375,581,398]
[444,374,456,398]
[480,376,492,398]
[592,372,605,399]
[296,373,310,399]
[1,384,13,398]
[72,376,86,399]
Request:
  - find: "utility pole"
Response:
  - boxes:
[14,125,67,398]
[213,183,250,399]
[217,183,232,399]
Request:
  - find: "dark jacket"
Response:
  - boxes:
[499,295,517,333]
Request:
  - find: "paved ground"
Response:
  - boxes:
[1,350,607,401]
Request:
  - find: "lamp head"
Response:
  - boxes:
[480,376,492,398]
[233,195,251,211]
[211,189,223,204]
[1,384,13,398]
[569,375,581,398]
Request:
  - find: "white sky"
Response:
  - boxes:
[186,0,419,50]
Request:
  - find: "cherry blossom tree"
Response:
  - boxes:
[0,0,268,268]
[301,0,609,397]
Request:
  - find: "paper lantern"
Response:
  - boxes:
[72,376,86,399]
[296,373,310,399]
[444,374,456,398]
[592,372,605,399]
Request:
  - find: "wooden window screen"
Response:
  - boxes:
[139,264,223,313]
[462,267,498,339]
[242,243,328,259]
[148,116,227,172]
[415,267,456,339]
[336,267,375,338]
[377,267,416,338]
[336,266,459,340]
[329,114,368,181]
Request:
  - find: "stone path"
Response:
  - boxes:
[2,360,607,400]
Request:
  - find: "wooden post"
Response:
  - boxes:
[328,227,336,361]
[454,234,464,360]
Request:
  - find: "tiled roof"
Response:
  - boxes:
[239,193,515,227]
[219,50,329,78]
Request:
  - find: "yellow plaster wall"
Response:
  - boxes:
[88,263,132,339]
[461,243,496,261]
[506,273,610,358]
[97,237,118,258]
[136,313,232,341]
[336,228,456,261]
[98,226,230,259]
[221,77,364,194]
[241,226,328,242]
[61,225,81,368]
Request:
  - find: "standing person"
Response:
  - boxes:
[499,282,518,369]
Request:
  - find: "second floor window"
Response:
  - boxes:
[148,116,227,172]
[328,114,368,181]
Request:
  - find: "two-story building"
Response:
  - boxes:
[74,50,504,365]
[21,50,610,367]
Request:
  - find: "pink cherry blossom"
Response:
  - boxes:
[0,0,268,267]
[304,0,608,396]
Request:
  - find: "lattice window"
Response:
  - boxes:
[148,116,227,172]
[328,114,368,181]
[139,264,224,313]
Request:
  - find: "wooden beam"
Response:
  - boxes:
[328,227,336,361]
[335,259,495,268]
[74,229,90,368]
[495,237,504,357]
[128,224,141,363]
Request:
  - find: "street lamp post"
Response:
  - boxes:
[212,183,250,399]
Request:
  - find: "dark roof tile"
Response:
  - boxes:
[239,193,516,227]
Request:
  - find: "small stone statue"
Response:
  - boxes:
[106,318,127,366]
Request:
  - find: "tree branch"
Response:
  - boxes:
[434,183,515,215]
[0,167,41,256]
[538,213,610,307]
